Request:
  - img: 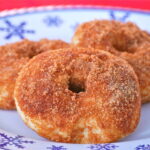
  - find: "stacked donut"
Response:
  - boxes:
[0,39,69,109]
[0,20,150,144]
[72,20,150,103]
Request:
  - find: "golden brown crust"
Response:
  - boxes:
[14,47,141,143]
[0,39,69,109]
[121,43,150,103]
[72,20,150,103]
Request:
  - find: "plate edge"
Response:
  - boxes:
[0,5,150,18]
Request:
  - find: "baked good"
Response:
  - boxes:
[72,20,150,103]
[0,39,69,109]
[14,48,141,143]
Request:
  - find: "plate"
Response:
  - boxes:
[0,6,150,150]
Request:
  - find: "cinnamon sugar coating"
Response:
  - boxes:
[0,39,69,109]
[14,48,141,144]
[72,20,150,103]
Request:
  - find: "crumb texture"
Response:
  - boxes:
[0,39,69,109]
[72,20,150,103]
[15,48,141,144]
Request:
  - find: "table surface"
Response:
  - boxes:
[0,0,150,11]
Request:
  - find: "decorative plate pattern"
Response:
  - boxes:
[0,6,150,150]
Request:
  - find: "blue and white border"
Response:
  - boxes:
[0,129,150,150]
[0,5,150,44]
[0,5,150,18]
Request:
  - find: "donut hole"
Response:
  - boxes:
[112,39,130,53]
[113,43,124,52]
[113,43,136,53]
[112,37,136,53]
[68,79,85,93]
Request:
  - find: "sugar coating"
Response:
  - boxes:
[0,39,69,109]
[14,47,141,144]
[72,20,150,103]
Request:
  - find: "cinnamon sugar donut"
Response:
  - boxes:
[0,39,69,109]
[72,20,150,103]
[14,48,141,144]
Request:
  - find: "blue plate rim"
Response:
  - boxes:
[0,5,150,20]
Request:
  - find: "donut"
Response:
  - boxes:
[14,47,141,144]
[121,43,150,103]
[72,20,150,103]
[0,39,69,109]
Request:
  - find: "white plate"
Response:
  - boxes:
[0,6,150,150]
